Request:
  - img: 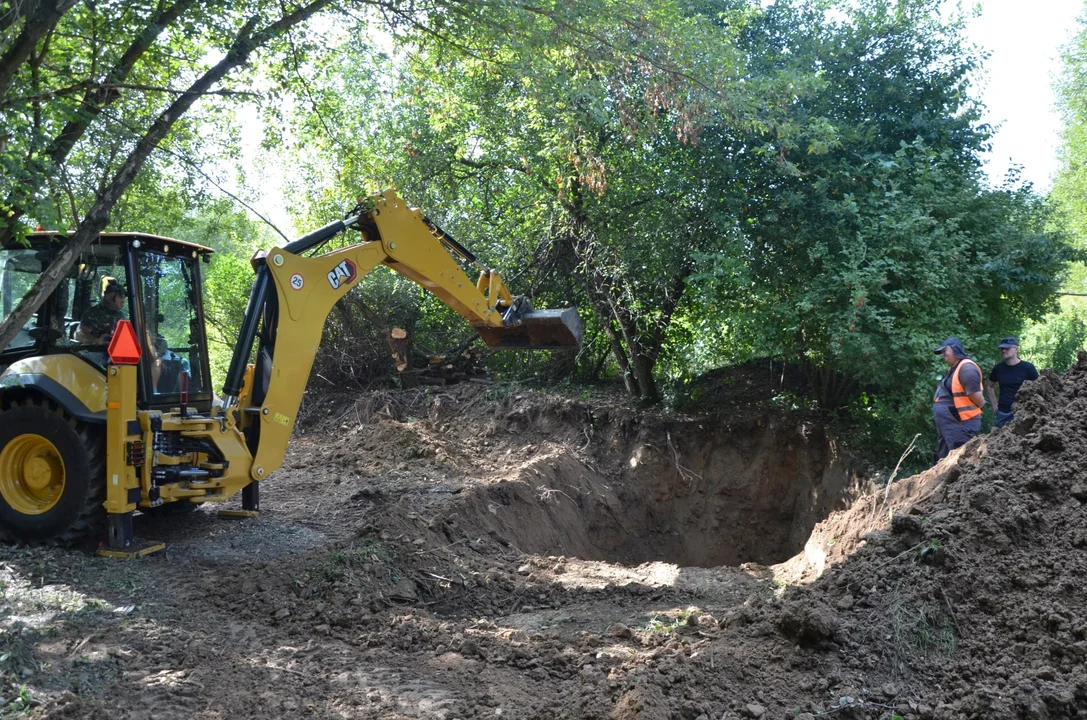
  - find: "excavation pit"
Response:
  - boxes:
[453,418,870,568]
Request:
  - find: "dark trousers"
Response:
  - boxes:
[995,409,1014,428]
[933,404,981,464]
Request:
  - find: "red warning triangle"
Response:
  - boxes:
[107,320,142,365]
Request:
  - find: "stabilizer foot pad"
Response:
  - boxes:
[97,540,167,559]
[218,510,260,518]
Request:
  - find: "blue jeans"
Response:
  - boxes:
[995,409,1014,428]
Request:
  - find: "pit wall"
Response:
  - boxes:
[452,413,872,568]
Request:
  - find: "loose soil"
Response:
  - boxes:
[2,356,1087,719]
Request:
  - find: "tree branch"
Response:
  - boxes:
[455,156,531,175]
[0,0,42,38]
[0,0,77,100]
[150,138,291,243]
[512,2,723,100]
[1,0,200,242]
[0,0,337,351]
[6,81,258,106]
[283,24,365,171]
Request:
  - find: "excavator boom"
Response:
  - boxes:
[221,189,582,482]
[223,189,579,399]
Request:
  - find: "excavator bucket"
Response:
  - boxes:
[474,307,583,350]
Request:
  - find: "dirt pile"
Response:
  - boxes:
[711,352,1087,718]
[213,358,1087,718]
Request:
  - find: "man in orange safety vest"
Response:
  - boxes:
[933,337,985,464]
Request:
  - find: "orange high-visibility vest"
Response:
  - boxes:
[936,358,983,421]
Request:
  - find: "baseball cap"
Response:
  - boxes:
[102,277,125,296]
[934,337,966,356]
[998,336,1019,349]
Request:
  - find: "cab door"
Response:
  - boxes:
[133,245,212,412]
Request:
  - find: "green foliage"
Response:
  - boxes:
[0,2,277,235]
[1,685,37,717]
[203,252,256,390]
[1054,11,1087,245]
[0,0,355,353]
[227,0,1080,463]
[311,267,429,390]
[1021,299,1087,374]
[137,195,273,392]
[1046,12,1087,380]
[701,0,1071,375]
[686,0,1076,459]
[2,0,1075,470]
[727,142,1070,390]
[270,0,828,401]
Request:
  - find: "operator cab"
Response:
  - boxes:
[0,232,214,413]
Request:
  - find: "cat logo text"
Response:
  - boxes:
[327,259,358,290]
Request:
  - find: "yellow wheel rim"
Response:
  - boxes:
[0,434,65,515]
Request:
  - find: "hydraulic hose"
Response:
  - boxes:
[222,216,362,398]
[222,266,270,398]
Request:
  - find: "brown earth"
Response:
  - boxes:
[2,355,1087,719]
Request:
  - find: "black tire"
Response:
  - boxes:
[0,397,105,544]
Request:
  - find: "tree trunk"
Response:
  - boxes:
[0,0,336,352]
[631,352,659,404]
[0,1,42,37]
[564,181,645,397]
[562,182,696,405]
[610,306,661,403]
[584,291,639,395]
[587,343,611,382]
[389,327,419,388]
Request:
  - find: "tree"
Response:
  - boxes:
[267,0,824,402]
[691,0,1075,412]
[0,0,343,352]
[1,0,811,381]
[1023,8,1087,380]
[1054,11,1087,247]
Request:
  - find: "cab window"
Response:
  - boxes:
[138,250,206,396]
[0,247,48,351]
[60,245,128,347]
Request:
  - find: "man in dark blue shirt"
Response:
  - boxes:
[986,337,1039,428]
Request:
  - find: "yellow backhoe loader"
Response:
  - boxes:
[0,190,582,556]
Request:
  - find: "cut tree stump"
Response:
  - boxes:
[389,327,486,388]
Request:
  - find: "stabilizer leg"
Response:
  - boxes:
[97,512,166,559]
[218,481,261,519]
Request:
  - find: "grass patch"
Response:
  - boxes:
[641,606,699,633]
[309,539,395,585]
[889,585,957,659]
